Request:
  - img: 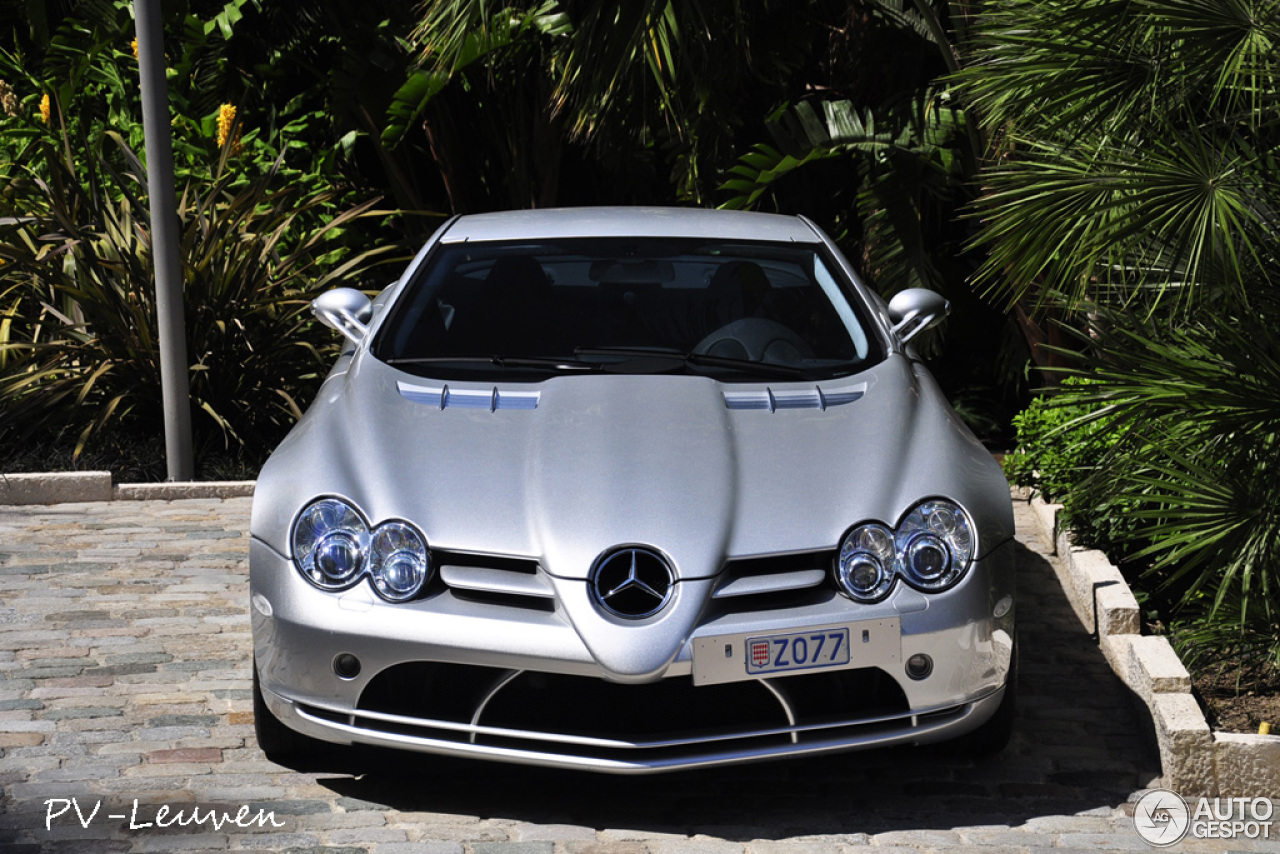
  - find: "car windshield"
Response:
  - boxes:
[373,237,884,381]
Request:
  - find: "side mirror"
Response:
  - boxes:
[887,288,949,345]
[312,288,373,345]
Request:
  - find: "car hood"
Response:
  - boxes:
[252,352,1012,580]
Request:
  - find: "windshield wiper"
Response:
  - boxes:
[385,355,603,372]
[574,346,808,379]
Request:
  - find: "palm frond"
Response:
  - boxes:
[385,1,569,147]
[968,125,1278,312]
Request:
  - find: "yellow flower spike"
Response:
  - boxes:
[216,103,236,148]
[39,93,50,124]
[131,38,138,60]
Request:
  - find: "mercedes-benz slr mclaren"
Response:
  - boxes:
[249,206,1016,773]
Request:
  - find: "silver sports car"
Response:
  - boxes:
[249,206,1016,773]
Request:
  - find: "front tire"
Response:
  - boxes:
[962,642,1017,757]
[253,661,321,761]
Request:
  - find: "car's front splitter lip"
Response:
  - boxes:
[258,679,1007,775]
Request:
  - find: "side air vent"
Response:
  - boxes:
[398,381,540,411]
[723,384,865,412]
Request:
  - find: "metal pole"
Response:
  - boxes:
[134,0,194,481]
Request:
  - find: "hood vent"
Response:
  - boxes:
[397,382,540,411]
[723,383,865,412]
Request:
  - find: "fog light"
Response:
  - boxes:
[333,653,361,679]
[906,653,932,680]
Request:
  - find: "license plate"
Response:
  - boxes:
[690,618,900,686]
[745,629,850,676]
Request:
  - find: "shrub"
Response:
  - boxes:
[1008,307,1280,682]
[0,130,398,461]
[1003,376,1117,501]
[1002,377,1141,556]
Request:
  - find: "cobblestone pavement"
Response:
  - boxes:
[0,494,1259,853]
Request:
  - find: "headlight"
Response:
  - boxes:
[896,500,973,591]
[293,499,369,590]
[836,523,896,602]
[369,522,430,602]
[291,498,431,601]
[835,499,975,601]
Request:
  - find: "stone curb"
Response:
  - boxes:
[1027,493,1280,799]
[113,480,255,500]
[0,471,254,504]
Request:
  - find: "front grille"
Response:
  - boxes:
[310,661,918,764]
[427,548,839,616]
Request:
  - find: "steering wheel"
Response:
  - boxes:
[693,318,814,364]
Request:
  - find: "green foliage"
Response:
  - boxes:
[1001,375,1138,554]
[0,128,398,460]
[1002,377,1120,500]
[1172,605,1280,693]
[1063,307,1280,632]
[1007,305,1280,677]
[385,1,571,148]
[720,89,970,297]
[964,0,1280,685]
[0,0,410,212]
[397,0,820,206]
[0,0,431,471]
[957,0,1280,314]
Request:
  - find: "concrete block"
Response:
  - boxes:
[0,472,113,505]
[1213,732,1280,799]
[1100,634,1136,684]
[1151,692,1215,798]
[1062,548,1137,637]
[1128,636,1192,695]
[1029,497,1063,553]
[1054,544,1097,632]
[114,481,256,501]
[1096,580,1141,636]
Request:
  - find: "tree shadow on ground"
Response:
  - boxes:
[306,539,1162,838]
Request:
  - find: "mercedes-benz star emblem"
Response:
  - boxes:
[590,547,674,619]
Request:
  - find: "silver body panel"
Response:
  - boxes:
[250,206,1015,772]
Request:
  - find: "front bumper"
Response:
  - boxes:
[250,537,1015,773]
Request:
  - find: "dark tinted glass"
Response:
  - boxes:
[374,238,882,381]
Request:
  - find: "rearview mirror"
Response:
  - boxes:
[887,288,949,345]
[312,288,373,345]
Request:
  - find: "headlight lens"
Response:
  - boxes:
[369,522,430,602]
[291,499,431,600]
[293,499,369,589]
[896,500,974,591]
[836,523,896,602]
[905,534,950,583]
[835,500,975,601]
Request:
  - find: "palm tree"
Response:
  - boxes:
[956,0,1280,674]
[957,0,1280,316]
[390,0,898,211]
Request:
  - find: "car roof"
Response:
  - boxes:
[438,206,823,245]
